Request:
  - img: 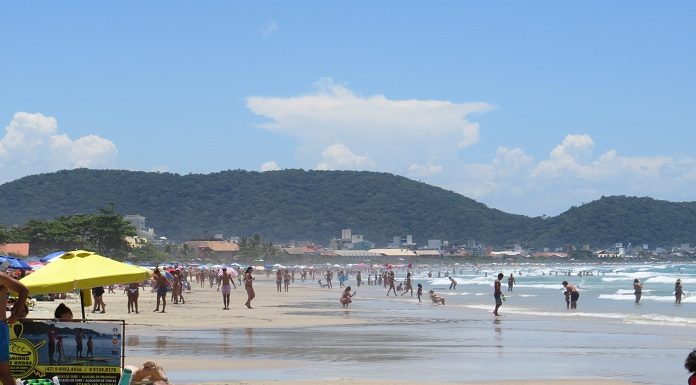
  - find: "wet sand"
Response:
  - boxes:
[28,275,652,384]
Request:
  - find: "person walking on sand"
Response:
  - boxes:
[494,273,504,316]
[633,278,643,304]
[675,279,684,304]
[340,286,356,307]
[507,273,516,292]
[244,267,255,309]
[153,268,168,313]
[449,276,457,290]
[562,281,579,309]
[401,272,414,297]
[386,271,397,296]
[218,267,236,310]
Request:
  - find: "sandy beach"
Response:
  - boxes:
[26,273,670,384]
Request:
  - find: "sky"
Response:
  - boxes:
[1,2,695,217]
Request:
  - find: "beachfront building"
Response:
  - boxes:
[387,235,416,248]
[183,240,240,260]
[281,245,320,257]
[124,214,156,242]
[368,248,418,258]
[0,242,29,257]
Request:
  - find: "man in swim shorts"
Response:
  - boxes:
[494,273,504,316]
[219,267,236,310]
[562,281,579,309]
[153,268,168,313]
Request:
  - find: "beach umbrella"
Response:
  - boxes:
[254,265,265,271]
[0,256,33,270]
[28,261,46,270]
[217,268,239,278]
[20,250,151,319]
[40,250,66,263]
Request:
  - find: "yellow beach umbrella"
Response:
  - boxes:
[20,250,151,318]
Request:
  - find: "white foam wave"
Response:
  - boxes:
[646,276,696,284]
[465,304,696,326]
[515,283,564,290]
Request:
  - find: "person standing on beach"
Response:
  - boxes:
[417,283,423,302]
[493,273,504,316]
[283,269,291,293]
[401,272,413,297]
[244,267,255,309]
[675,279,684,304]
[153,268,168,313]
[356,271,362,287]
[449,276,457,290]
[91,286,106,313]
[386,271,397,296]
[562,281,579,309]
[508,273,516,292]
[219,267,236,310]
[127,282,140,314]
[275,269,282,293]
[633,278,643,304]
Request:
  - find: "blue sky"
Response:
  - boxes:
[1,2,695,216]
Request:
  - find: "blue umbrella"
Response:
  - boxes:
[40,250,65,263]
[0,256,33,270]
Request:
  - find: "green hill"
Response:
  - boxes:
[0,169,694,248]
[0,169,534,245]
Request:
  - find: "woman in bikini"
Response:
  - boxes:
[244,267,255,309]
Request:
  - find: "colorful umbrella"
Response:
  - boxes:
[40,250,66,263]
[20,250,151,319]
[0,256,32,270]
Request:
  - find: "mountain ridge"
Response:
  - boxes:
[1,169,694,248]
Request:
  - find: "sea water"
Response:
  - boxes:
[129,262,696,385]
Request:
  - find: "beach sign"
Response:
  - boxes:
[10,319,124,385]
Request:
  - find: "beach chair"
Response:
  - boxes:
[118,368,133,385]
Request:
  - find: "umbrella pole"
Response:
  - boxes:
[79,290,86,320]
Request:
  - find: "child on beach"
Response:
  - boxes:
[340,286,356,307]
[685,349,696,385]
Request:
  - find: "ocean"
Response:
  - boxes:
[128,262,696,385]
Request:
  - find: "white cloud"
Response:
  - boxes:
[260,161,280,172]
[315,143,374,171]
[261,20,278,37]
[247,78,494,172]
[532,134,671,180]
[408,162,443,177]
[445,134,690,216]
[0,112,117,183]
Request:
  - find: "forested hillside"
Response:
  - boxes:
[1,169,694,248]
[0,169,534,245]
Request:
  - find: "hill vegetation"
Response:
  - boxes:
[0,169,695,249]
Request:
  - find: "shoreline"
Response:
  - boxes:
[27,273,688,385]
